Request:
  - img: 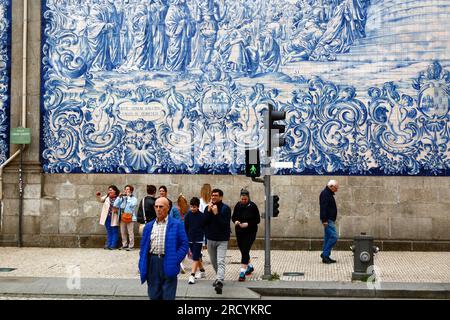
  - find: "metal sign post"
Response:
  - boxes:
[18,145,23,247]
[10,128,31,248]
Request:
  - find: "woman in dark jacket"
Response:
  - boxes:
[231,189,260,281]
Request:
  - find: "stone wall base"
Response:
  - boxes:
[1,235,450,251]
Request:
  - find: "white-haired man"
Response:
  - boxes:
[319,180,339,264]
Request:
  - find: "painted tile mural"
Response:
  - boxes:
[0,0,11,165]
[40,0,450,175]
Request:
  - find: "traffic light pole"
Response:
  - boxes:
[263,107,273,280]
[262,173,271,279]
[251,170,271,280]
[250,103,286,280]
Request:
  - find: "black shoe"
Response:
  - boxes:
[320,253,324,259]
[328,257,337,263]
[322,257,333,264]
[119,246,128,250]
[215,281,223,294]
[212,279,218,287]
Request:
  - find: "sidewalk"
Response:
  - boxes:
[0,248,449,299]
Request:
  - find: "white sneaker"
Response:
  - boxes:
[180,263,186,274]
[195,271,206,279]
[188,275,195,284]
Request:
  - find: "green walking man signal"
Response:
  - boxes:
[245,149,260,177]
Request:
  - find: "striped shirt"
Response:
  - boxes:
[150,216,168,255]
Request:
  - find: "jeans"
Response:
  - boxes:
[147,255,178,300]
[207,240,228,282]
[322,220,338,258]
[105,215,119,248]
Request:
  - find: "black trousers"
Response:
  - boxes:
[236,232,256,265]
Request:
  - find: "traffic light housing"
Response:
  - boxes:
[245,149,260,177]
[272,195,280,217]
[266,103,286,157]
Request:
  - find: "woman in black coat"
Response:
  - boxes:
[231,189,260,281]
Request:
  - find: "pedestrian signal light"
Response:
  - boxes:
[245,149,260,177]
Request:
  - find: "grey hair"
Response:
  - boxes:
[327,179,338,187]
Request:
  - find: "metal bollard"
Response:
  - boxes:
[350,233,379,281]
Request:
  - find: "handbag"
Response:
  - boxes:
[121,212,133,223]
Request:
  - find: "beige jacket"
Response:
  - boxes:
[98,195,119,227]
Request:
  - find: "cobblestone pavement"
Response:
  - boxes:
[0,247,449,283]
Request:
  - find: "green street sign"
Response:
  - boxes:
[10,127,31,144]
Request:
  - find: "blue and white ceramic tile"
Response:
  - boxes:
[0,0,11,165]
[40,0,450,175]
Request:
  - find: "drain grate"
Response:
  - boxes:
[283,272,304,277]
[0,268,16,272]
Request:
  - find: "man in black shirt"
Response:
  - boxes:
[320,180,339,264]
[204,188,231,294]
[137,185,157,231]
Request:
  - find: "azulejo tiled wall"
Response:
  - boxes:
[0,0,11,165]
[40,0,449,175]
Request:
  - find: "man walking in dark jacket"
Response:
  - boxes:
[320,180,339,264]
[204,188,231,294]
[137,185,157,224]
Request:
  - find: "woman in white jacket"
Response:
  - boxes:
[96,185,120,250]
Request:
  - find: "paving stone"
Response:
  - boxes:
[0,248,448,284]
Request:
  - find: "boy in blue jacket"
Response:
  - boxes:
[184,197,207,284]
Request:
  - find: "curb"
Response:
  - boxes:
[1,278,449,299]
[246,281,450,299]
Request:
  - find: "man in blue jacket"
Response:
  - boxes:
[320,180,339,264]
[139,197,189,300]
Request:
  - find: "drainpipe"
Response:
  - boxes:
[0,0,28,241]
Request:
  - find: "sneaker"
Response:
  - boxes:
[126,247,133,251]
[195,271,206,279]
[188,275,195,284]
[214,281,223,294]
[245,265,254,275]
[212,279,219,287]
[238,272,246,282]
[119,246,128,250]
[180,263,186,274]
